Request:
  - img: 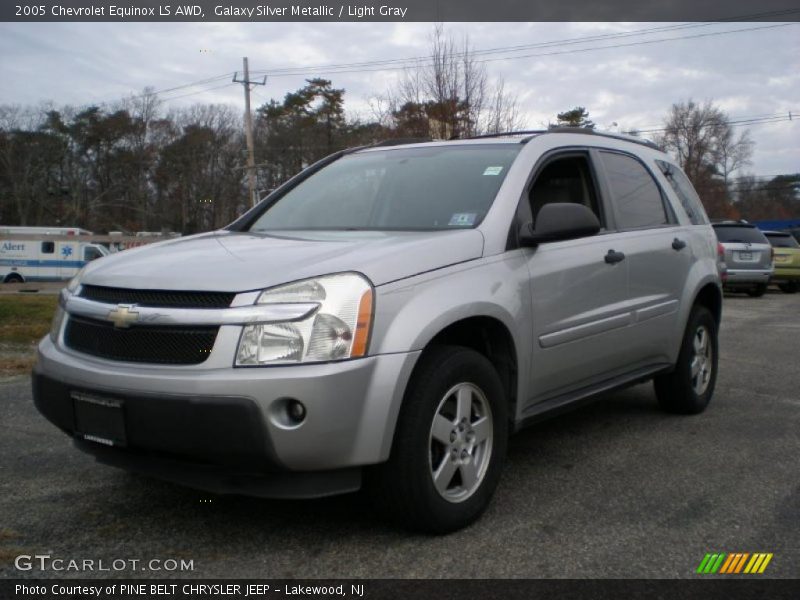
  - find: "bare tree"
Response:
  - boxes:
[656,100,754,216]
[482,78,524,134]
[386,25,523,139]
[716,127,754,187]
[657,99,753,185]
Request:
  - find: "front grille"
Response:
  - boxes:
[64,315,218,365]
[80,285,235,309]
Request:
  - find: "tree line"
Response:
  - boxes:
[1,31,797,233]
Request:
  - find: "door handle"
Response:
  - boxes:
[605,249,626,264]
[672,237,687,251]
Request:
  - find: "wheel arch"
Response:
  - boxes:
[409,315,519,427]
[3,272,26,283]
[692,281,723,327]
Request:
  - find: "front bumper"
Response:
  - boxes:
[33,337,419,497]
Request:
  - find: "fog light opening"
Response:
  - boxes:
[286,400,306,424]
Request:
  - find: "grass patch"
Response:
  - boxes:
[0,295,57,345]
[0,295,57,378]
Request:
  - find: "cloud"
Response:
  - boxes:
[0,20,797,174]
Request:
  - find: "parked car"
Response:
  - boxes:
[33,129,722,533]
[763,230,800,293]
[712,221,773,297]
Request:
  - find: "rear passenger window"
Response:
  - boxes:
[656,160,709,225]
[600,152,668,229]
[41,242,55,254]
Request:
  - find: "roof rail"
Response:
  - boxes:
[371,137,432,147]
[544,127,661,150]
[465,130,546,141]
[466,127,661,150]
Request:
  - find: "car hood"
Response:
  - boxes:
[81,229,485,292]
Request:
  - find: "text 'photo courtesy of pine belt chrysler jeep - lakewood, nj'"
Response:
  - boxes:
[33,128,723,533]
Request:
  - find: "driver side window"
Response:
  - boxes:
[528,155,603,227]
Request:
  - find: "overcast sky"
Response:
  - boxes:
[0,21,797,176]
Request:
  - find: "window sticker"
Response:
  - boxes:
[449,213,477,227]
[483,166,504,176]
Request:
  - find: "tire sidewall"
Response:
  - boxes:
[399,347,508,531]
[679,307,719,412]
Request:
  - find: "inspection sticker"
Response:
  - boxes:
[449,213,477,227]
[483,166,504,176]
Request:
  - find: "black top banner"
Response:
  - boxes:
[3,0,800,22]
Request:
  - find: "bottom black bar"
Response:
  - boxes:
[3,579,798,600]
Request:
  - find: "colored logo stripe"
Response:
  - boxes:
[697,553,726,573]
[697,553,773,574]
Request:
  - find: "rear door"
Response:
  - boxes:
[593,149,690,366]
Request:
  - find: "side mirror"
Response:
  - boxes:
[519,203,601,246]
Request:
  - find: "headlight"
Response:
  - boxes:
[53,268,84,343]
[66,267,85,293]
[50,303,66,343]
[235,273,373,366]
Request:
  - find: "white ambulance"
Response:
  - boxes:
[0,226,109,283]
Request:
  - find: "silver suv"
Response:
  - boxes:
[713,221,774,297]
[33,130,722,532]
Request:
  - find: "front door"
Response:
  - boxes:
[520,152,635,408]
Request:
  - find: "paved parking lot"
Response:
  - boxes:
[1,292,798,579]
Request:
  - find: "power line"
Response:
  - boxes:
[64,16,800,110]
[250,22,799,78]
[625,113,796,135]
[249,10,800,76]
[79,72,236,108]
[153,81,235,102]
[252,22,720,75]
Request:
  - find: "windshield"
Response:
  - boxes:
[248,144,521,231]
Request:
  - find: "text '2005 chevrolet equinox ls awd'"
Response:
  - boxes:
[34,129,722,533]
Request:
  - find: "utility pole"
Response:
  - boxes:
[234,57,266,207]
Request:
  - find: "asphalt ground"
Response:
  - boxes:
[1,291,798,579]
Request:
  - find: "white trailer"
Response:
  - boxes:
[0,226,109,283]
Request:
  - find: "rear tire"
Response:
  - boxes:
[3,273,23,284]
[654,305,718,415]
[368,345,508,533]
[778,282,798,294]
[747,284,767,297]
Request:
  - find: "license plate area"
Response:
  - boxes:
[737,251,754,261]
[72,391,127,447]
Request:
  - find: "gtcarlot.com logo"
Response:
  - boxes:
[14,554,194,572]
[696,552,773,574]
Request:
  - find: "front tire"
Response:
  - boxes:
[778,282,798,294]
[654,305,718,415]
[369,345,508,533]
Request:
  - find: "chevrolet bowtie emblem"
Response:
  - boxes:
[107,304,139,328]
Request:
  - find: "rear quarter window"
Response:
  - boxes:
[656,160,709,225]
